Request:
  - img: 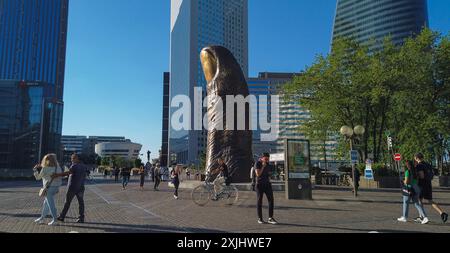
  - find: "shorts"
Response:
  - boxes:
[420,183,433,200]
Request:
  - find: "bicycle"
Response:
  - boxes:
[191,174,239,206]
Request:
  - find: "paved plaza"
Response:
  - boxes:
[0,177,449,233]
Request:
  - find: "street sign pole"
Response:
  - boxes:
[350,142,357,198]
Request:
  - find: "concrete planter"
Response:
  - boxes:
[360,176,401,189]
[439,176,450,187]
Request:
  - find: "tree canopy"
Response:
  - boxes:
[284,29,449,170]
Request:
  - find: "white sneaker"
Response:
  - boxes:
[34,218,45,224]
[174,195,178,200]
[421,217,430,225]
[48,220,58,226]
[397,217,407,222]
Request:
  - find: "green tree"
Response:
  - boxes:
[134,158,142,168]
[284,29,449,170]
[101,156,110,166]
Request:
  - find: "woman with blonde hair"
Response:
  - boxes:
[32,153,63,226]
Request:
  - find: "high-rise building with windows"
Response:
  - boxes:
[332,0,429,50]
[160,72,170,167]
[0,0,69,177]
[169,0,248,165]
[248,72,339,167]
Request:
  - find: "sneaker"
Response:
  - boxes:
[441,213,448,223]
[268,218,278,225]
[56,217,65,222]
[413,217,423,223]
[48,220,57,226]
[34,218,45,224]
[76,218,84,224]
[421,217,430,225]
[257,218,265,224]
[174,195,178,200]
[397,217,407,222]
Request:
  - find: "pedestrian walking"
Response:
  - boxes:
[255,153,278,225]
[52,154,87,223]
[154,164,161,191]
[114,167,119,182]
[33,154,63,226]
[171,165,181,199]
[186,167,191,180]
[121,167,130,190]
[397,160,429,224]
[415,153,448,223]
[351,169,360,196]
[139,165,146,191]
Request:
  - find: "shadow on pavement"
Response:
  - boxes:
[275,222,431,233]
[238,205,347,212]
[60,221,227,233]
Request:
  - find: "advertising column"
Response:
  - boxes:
[284,139,312,200]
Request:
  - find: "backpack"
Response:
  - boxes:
[424,163,435,181]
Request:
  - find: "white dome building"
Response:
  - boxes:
[95,142,142,160]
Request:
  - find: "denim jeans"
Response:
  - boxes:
[402,184,427,218]
[40,186,59,220]
[122,176,129,188]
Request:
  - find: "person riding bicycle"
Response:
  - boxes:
[211,157,229,201]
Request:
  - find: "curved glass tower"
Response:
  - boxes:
[332,0,429,49]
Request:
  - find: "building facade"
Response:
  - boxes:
[248,73,339,167]
[61,135,131,163]
[169,0,248,166]
[95,142,143,161]
[0,81,64,176]
[332,0,429,50]
[160,72,170,167]
[0,0,69,177]
[247,73,297,157]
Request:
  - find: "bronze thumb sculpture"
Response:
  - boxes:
[200,46,253,183]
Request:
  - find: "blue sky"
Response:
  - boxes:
[63,0,450,161]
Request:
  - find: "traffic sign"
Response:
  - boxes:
[394,153,401,161]
[350,150,358,164]
[387,136,393,150]
[365,169,374,180]
[365,160,373,180]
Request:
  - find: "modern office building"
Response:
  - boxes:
[61,135,131,163]
[169,0,248,165]
[247,72,338,167]
[247,73,297,157]
[332,0,429,50]
[95,142,143,161]
[160,72,170,167]
[61,135,87,154]
[0,0,69,177]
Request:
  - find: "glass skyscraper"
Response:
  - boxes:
[0,0,69,177]
[169,0,248,166]
[333,0,429,49]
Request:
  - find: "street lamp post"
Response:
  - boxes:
[340,125,365,198]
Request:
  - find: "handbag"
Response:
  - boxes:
[38,167,57,197]
[401,184,413,197]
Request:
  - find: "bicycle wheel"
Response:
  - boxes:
[224,185,239,206]
[191,185,212,206]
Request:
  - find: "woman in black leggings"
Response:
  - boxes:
[172,165,181,199]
